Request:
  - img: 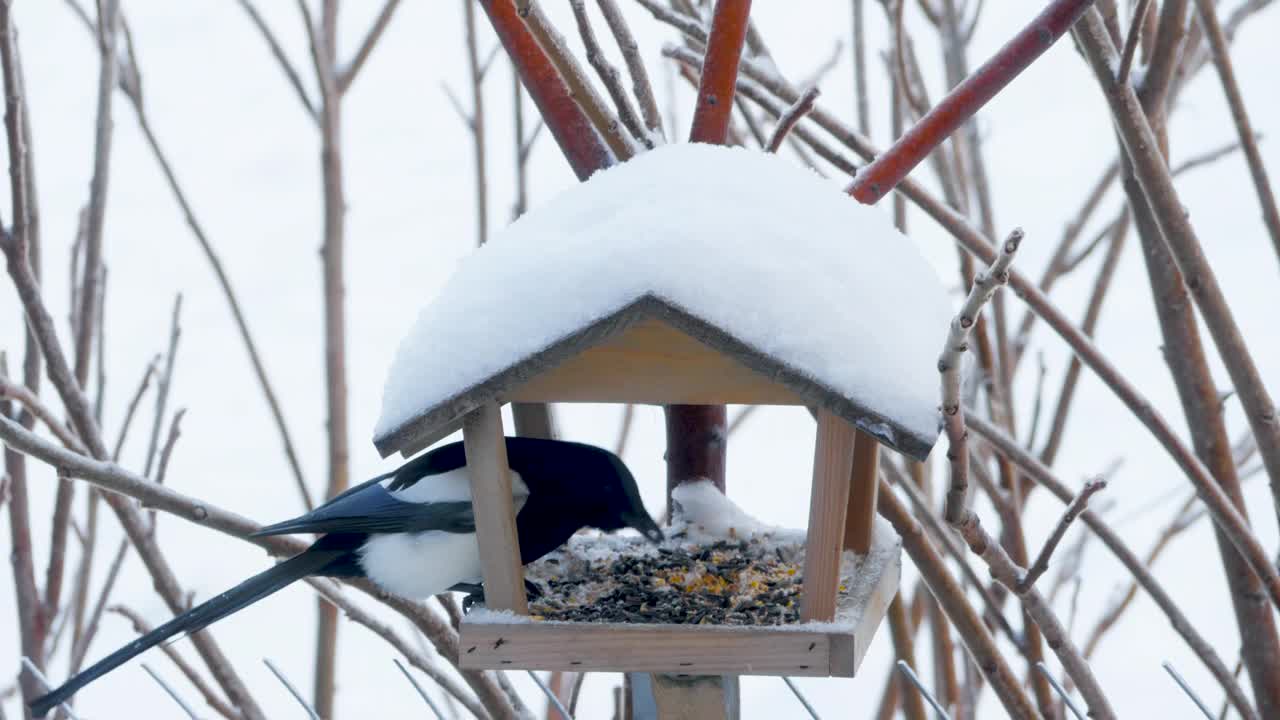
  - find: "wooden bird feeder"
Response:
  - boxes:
[372,145,947,679]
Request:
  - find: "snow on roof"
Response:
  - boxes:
[374,143,950,457]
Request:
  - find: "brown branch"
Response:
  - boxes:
[596,0,663,139]
[765,85,818,153]
[1116,0,1153,85]
[1075,6,1280,556]
[336,0,403,94]
[1017,479,1106,592]
[851,0,870,135]
[464,0,489,246]
[482,0,615,181]
[74,0,119,389]
[110,606,237,720]
[687,0,751,144]
[516,0,635,160]
[938,231,1115,719]
[0,377,86,454]
[1190,0,1280,266]
[876,482,1039,719]
[233,0,319,121]
[306,580,490,720]
[848,0,1094,204]
[569,0,649,145]
[886,595,927,720]
[968,414,1258,720]
[61,7,317,511]
[143,294,181,478]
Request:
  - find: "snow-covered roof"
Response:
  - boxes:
[374,143,950,459]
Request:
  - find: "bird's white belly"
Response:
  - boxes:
[358,530,482,598]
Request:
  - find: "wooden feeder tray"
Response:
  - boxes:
[459,520,901,677]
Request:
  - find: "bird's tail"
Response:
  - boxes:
[30,544,343,717]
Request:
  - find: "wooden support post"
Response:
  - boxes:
[843,430,881,554]
[801,410,857,622]
[462,403,528,613]
[649,675,738,720]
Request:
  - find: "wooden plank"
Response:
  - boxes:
[843,430,881,554]
[458,622,835,676]
[461,404,528,614]
[830,547,901,676]
[801,410,857,622]
[509,318,805,405]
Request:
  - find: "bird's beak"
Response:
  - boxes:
[625,511,665,544]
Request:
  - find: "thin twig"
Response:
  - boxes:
[20,657,83,720]
[263,659,320,720]
[614,404,635,457]
[1017,478,1107,592]
[529,671,573,720]
[141,664,201,719]
[596,0,663,139]
[1035,663,1085,720]
[233,0,318,120]
[895,661,951,720]
[1163,661,1216,719]
[781,677,822,720]
[569,0,649,145]
[144,293,181,478]
[765,85,819,153]
[1117,0,1153,84]
[463,0,489,246]
[336,0,404,93]
[392,658,446,720]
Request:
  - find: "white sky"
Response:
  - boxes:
[2,1,1278,718]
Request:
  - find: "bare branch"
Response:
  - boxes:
[107,605,238,720]
[1116,0,1153,85]
[233,0,319,121]
[1018,478,1107,592]
[595,0,664,139]
[765,85,818,153]
[569,0,650,145]
[336,0,404,94]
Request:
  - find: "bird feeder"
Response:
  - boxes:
[372,144,948,678]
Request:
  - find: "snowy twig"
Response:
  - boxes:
[1017,478,1107,593]
[529,671,574,720]
[939,228,1021,524]
[937,230,1116,719]
[781,677,822,720]
[20,657,83,720]
[766,86,819,153]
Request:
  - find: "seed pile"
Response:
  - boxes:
[527,536,827,626]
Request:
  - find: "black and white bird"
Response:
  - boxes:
[30,437,662,717]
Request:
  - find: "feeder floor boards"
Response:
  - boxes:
[458,517,901,677]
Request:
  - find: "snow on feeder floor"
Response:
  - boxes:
[460,482,902,677]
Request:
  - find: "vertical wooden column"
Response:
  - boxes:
[462,403,528,613]
[800,410,857,622]
[843,430,881,554]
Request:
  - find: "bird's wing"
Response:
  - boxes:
[253,484,475,536]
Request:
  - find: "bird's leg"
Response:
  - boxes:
[456,579,543,615]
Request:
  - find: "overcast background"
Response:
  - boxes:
[3,1,1279,717]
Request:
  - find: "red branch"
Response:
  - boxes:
[479,0,614,180]
[848,0,1094,203]
[688,0,752,144]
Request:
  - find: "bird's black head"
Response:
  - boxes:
[507,438,663,546]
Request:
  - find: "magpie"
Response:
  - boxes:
[30,437,662,716]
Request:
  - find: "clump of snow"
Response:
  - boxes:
[466,608,535,625]
[669,479,789,541]
[374,143,949,450]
